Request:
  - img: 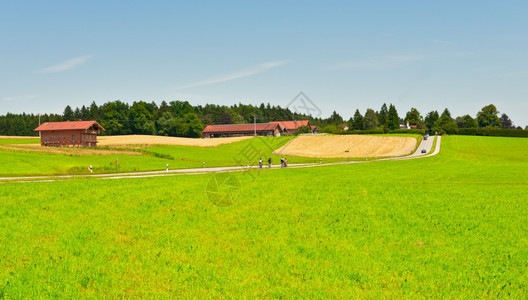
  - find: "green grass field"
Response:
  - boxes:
[0,138,39,145]
[1,136,527,297]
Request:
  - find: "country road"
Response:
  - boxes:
[0,136,441,183]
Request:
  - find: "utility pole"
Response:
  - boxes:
[252,114,257,136]
[38,113,41,138]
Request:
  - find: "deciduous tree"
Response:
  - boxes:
[477,104,501,128]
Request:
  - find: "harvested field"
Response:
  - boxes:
[273,135,417,158]
[0,144,141,156]
[98,135,252,147]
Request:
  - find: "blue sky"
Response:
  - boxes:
[1,1,527,127]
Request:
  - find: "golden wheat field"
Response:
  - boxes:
[273,135,417,158]
[97,135,252,147]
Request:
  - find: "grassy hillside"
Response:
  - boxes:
[0,136,527,297]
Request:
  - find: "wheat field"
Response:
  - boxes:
[273,135,417,158]
[97,135,252,147]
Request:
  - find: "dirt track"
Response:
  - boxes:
[273,135,417,158]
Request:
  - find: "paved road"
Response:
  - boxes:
[0,136,441,183]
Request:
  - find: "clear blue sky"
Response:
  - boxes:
[1,1,527,127]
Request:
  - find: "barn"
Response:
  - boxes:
[202,123,282,138]
[34,120,105,147]
[270,120,317,135]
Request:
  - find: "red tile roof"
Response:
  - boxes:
[202,123,279,133]
[270,120,310,131]
[34,120,105,131]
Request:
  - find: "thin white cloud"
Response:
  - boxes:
[173,60,289,90]
[37,55,93,74]
[330,55,426,70]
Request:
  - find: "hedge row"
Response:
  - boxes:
[388,129,426,135]
[346,129,385,135]
[477,128,528,137]
[332,127,527,137]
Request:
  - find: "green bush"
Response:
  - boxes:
[478,128,528,138]
[389,129,426,135]
[457,128,478,135]
[346,129,385,135]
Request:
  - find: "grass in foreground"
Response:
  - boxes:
[0,136,527,297]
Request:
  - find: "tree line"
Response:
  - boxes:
[321,103,525,135]
[0,100,311,137]
[0,100,525,137]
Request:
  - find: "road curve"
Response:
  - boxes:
[0,136,442,183]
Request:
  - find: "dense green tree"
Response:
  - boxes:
[455,114,477,128]
[182,113,204,138]
[378,103,388,126]
[425,110,439,132]
[63,105,74,121]
[89,101,100,120]
[100,101,130,135]
[157,101,170,118]
[320,124,338,134]
[477,104,501,128]
[169,100,194,117]
[73,107,82,120]
[404,108,424,127]
[295,125,311,135]
[350,109,364,130]
[387,104,400,130]
[129,101,156,134]
[328,111,344,125]
[435,108,458,134]
[80,105,89,120]
[363,108,379,130]
[500,113,513,129]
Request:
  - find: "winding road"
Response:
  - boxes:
[0,136,441,183]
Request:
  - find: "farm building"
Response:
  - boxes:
[202,123,282,138]
[34,120,105,147]
[269,120,317,135]
[400,121,418,129]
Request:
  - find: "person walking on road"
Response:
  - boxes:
[259,158,263,169]
[280,157,284,168]
[268,157,272,168]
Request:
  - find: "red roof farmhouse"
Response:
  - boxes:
[34,120,105,147]
[202,123,282,138]
[270,120,317,135]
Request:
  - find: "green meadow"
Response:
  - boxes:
[0,138,39,145]
[1,136,527,297]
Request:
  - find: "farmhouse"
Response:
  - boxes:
[400,121,418,129]
[270,120,317,135]
[202,123,282,138]
[34,120,105,147]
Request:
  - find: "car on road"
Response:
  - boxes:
[424,134,429,140]
[421,149,427,154]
